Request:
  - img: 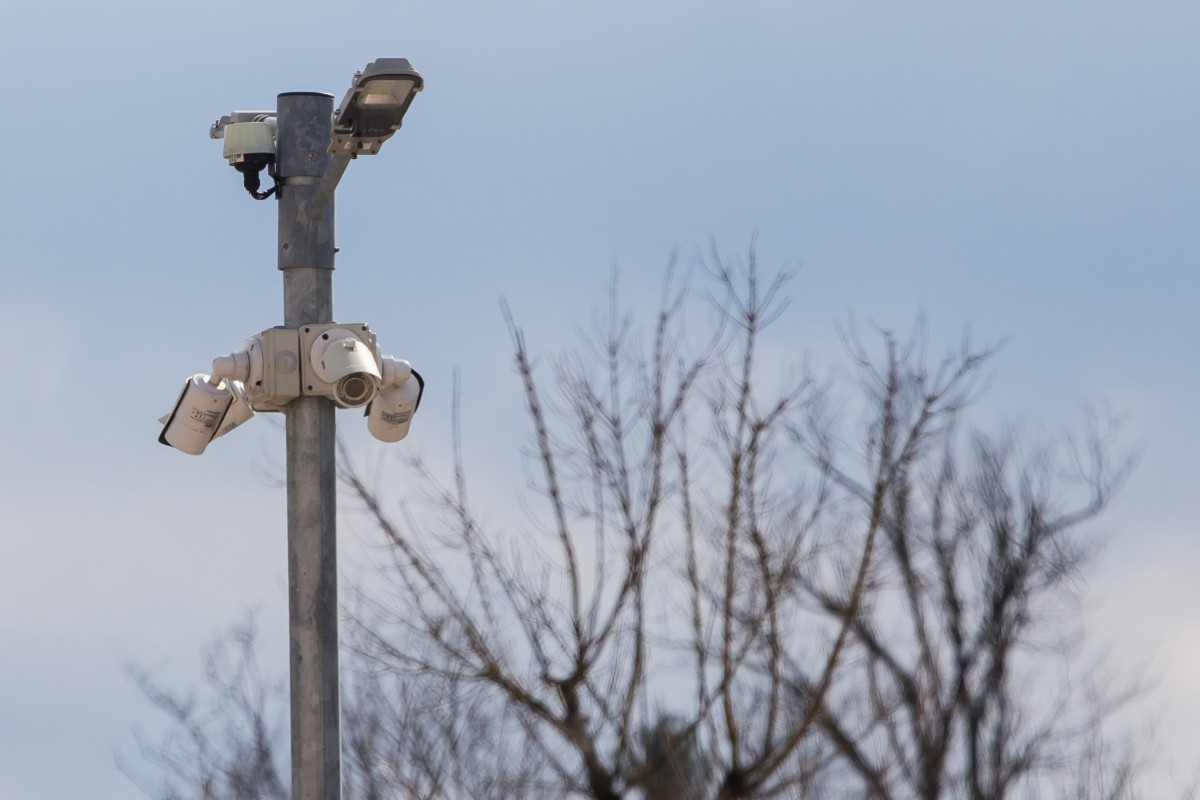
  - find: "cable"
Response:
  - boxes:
[242,168,277,201]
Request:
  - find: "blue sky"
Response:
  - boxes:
[1,2,1199,797]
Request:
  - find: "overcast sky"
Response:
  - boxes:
[2,2,1198,798]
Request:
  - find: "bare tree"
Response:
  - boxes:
[626,715,710,800]
[122,614,539,800]
[340,251,997,800]
[128,248,1165,800]
[119,614,288,800]
[788,327,1141,800]
[339,656,548,799]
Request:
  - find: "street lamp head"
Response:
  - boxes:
[332,58,423,156]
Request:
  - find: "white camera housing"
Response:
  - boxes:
[221,121,276,166]
[160,322,420,454]
[366,361,423,443]
[159,375,234,456]
[302,324,382,408]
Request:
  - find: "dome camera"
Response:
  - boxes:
[223,121,275,167]
[307,326,382,408]
[213,115,279,200]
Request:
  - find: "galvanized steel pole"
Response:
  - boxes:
[276,91,342,800]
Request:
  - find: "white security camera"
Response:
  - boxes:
[366,358,424,443]
[211,112,279,200]
[159,373,257,455]
[159,375,235,455]
[301,324,382,408]
[160,323,422,454]
[222,121,276,167]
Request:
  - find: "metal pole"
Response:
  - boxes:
[276,91,341,800]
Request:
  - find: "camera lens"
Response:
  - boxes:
[335,374,374,407]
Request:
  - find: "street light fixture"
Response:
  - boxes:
[332,57,424,156]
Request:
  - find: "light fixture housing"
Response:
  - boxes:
[331,58,423,156]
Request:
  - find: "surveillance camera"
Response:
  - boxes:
[366,363,424,443]
[302,324,382,408]
[214,116,279,201]
[158,324,422,455]
[223,121,275,168]
[159,375,234,455]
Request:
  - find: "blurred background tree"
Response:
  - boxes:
[124,250,1173,800]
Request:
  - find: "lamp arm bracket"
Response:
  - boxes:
[303,153,354,221]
